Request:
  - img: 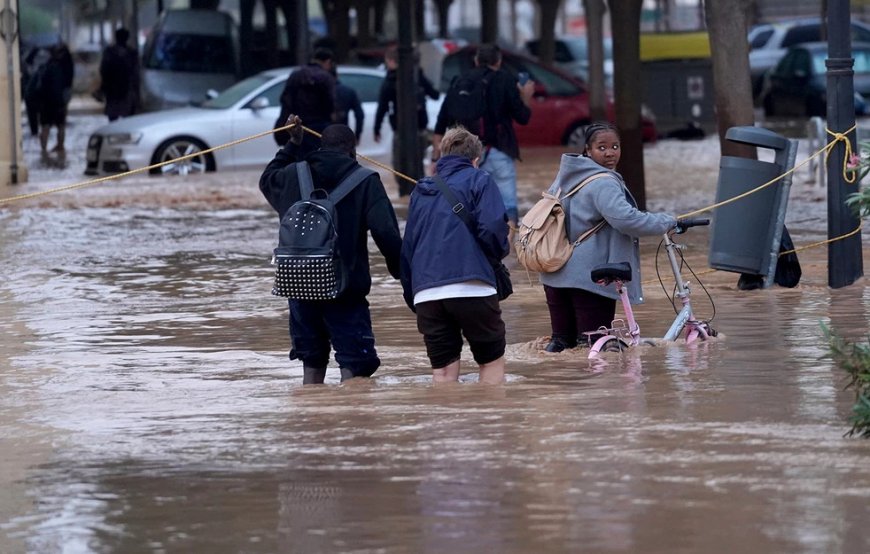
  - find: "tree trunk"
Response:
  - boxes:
[535,0,561,66]
[435,0,453,38]
[609,0,646,209]
[356,0,374,48]
[481,0,499,43]
[705,0,756,159]
[321,0,351,62]
[583,0,607,121]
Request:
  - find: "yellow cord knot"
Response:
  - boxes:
[825,124,858,184]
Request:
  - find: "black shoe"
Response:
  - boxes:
[340,368,357,382]
[575,336,592,349]
[544,337,576,353]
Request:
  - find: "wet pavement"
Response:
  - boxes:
[2,126,870,553]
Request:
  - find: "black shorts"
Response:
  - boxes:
[415,295,506,369]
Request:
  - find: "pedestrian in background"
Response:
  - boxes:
[99,28,140,121]
[373,45,440,197]
[260,115,403,384]
[37,44,74,155]
[332,67,364,144]
[433,43,534,228]
[273,48,336,148]
[401,126,510,384]
[23,46,50,136]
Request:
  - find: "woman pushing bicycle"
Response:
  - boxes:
[541,122,679,353]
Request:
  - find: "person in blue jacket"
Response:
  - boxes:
[401,126,510,384]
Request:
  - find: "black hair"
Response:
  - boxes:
[582,121,619,156]
[312,48,334,63]
[115,27,130,45]
[475,43,501,67]
[320,124,356,156]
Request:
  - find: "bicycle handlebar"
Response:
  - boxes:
[673,218,710,234]
[678,218,710,228]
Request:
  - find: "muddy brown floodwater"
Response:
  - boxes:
[2,138,870,553]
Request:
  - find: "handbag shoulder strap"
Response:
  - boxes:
[431,173,499,267]
[432,173,476,232]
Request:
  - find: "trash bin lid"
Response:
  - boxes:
[725,126,790,151]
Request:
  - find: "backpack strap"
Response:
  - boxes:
[328,165,377,205]
[562,172,609,243]
[562,172,608,199]
[295,161,315,199]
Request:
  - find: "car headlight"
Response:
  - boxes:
[105,132,142,145]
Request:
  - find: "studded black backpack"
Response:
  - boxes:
[271,161,375,300]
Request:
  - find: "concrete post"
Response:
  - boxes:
[1,0,27,186]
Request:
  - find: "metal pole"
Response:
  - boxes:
[3,0,18,184]
[826,0,864,288]
[395,0,418,197]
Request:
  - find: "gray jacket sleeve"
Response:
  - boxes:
[590,178,677,237]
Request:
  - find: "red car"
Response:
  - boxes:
[439,46,657,146]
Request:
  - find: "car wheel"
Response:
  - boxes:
[565,122,591,149]
[150,137,215,176]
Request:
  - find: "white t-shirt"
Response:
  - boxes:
[413,280,496,305]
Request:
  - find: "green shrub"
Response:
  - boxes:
[824,324,870,438]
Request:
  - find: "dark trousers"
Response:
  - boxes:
[288,296,380,377]
[544,285,616,345]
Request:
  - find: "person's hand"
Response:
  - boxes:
[519,80,535,104]
[286,114,303,145]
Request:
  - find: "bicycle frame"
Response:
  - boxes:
[588,225,711,358]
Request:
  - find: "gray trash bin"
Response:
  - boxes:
[708,127,798,282]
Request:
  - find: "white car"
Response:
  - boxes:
[85,66,443,176]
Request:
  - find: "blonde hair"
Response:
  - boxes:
[440,126,483,161]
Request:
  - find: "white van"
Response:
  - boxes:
[140,9,240,111]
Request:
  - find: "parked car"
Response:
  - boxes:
[85,66,443,176]
[439,46,656,146]
[524,36,613,85]
[759,41,870,118]
[140,9,240,111]
[749,18,870,100]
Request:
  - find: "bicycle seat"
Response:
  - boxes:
[591,262,632,284]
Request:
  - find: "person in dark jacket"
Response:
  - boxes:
[99,28,140,121]
[333,71,364,143]
[37,44,74,154]
[401,126,510,384]
[273,49,336,147]
[374,45,440,197]
[260,115,403,384]
[432,43,534,227]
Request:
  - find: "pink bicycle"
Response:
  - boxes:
[583,218,717,358]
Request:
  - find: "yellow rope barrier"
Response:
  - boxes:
[0,119,863,260]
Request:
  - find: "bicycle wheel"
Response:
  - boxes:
[601,338,627,353]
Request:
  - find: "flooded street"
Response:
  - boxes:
[2,133,870,553]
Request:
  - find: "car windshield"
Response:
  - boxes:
[145,33,236,73]
[811,49,870,74]
[202,75,273,109]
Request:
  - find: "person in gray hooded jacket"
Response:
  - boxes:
[540,122,678,353]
